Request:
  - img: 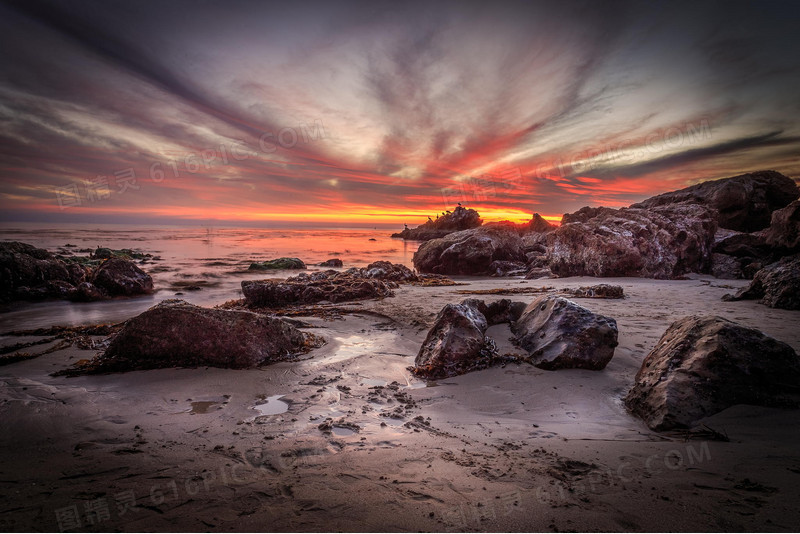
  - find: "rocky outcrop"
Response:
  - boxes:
[242,270,396,307]
[359,261,419,282]
[625,316,800,430]
[75,300,316,373]
[488,260,528,277]
[0,241,88,302]
[91,257,154,297]
[512,296,618,370]
[413,226,526,275]
[631,170,799,232]
[547,203,717,279]
[724,255,800,310]
[318,258,343,268]
[525,213,557,234]
[392,206,482,240]
[761,199,800,254]
[249,257,306,270]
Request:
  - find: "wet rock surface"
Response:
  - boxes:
[512,296,618,370]
[65,300,318,373]
[724,254,800,309]
[91,257,154,297]
[625,315,800,430]
[631,170,799,232]
[318,258,343,268]
[547,204,717,279]
[413,226,526,275]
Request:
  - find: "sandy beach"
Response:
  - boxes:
[2,274,799,532]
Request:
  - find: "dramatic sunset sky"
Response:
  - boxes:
[1,0,799,227]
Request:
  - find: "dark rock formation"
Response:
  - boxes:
[459,298,527,325]
[512,296,618,370]
[412,302,491,378]
[249,257,306,270]
[318,258,343,268]
[413,226,526,275]
[0,241,87,302]
[360,261,419,282]
[488,260,528,277]
[625,316,800,430]
[724,255,800,309]
[91,257,154,297]
[392,205,482,241]
[242,270,395,307]
[631,170,799,232]
[547,203,717,279]
[761,199,800,254]
[78,300,315,373]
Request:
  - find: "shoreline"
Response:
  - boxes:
[2,274,800,531]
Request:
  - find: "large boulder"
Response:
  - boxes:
[392,205,482,240]
[242,270,395,307]
[412,302,491,378]
[724,254,800,309]
[0,241,87,302]
[631,170,799,232]
[547,203,717,278]
[78,300,315,372]
[361,261,419,282]
[91,257,154,297]
[511,296,618,370]
[413,226,526,275]
[625,316,800,430]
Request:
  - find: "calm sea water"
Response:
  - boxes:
[0,224,420,331]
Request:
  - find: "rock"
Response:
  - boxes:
[563,284,624,299]
[318,258,343,268]
[91,257,154,297]
[724,254,800,309]
[413,226,526,275]
[631,170,799,232]
[624,316,800,430]
[511,296,618,370]
[488,260,528,277]
[93,247,113,259]
[761,199,800,254]
[249,257,306,270]
[459,298,527,325]
[547,203,717,279]
[0,241,86,302]
[711,253,744,279]
[362,261,419,282]
[72,282,106,302]
[242,270,395,307]
[411,302,491,379]
[392,205,482,241]
[80,300,316,373]
[525,213,557,233]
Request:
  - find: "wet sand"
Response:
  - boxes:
[2,275,800,532]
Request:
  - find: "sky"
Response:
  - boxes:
[1,0,799,227]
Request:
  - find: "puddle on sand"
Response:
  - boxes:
[332,426,356,437]
[253,395,289,416]
[360,378,387,387]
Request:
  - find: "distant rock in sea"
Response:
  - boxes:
[318,258,344,268]
[249,257,306,270]
[392,205,482,241]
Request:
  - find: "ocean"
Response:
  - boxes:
[0,224,420,331]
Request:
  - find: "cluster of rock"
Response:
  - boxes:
[625,316,800,430]
[249,257,306,270]
[0,241,154,303]
[62,299,319,374]
[392,205,482,240]
[242,261,419,307]
[411,295,618,379]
